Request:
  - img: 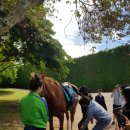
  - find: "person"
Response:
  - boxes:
[121,84,130,120]
[78,86,93,130]
[79,96,111,130]
[111,84,124,125]
[20,73,48,130]
[95,89,107,110]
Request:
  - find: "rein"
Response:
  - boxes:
[42,79,48,97]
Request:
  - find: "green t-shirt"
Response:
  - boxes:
[20,92,48,128]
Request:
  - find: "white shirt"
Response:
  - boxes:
[111,91,123,105]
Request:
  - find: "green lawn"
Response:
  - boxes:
[0,88,29,130]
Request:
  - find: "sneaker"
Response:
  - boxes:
[111,121,115,125]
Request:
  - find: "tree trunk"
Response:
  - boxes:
[0,0,44,36]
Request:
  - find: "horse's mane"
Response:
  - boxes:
[42,75,60,86]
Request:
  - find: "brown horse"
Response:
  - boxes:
[41,75,79,130]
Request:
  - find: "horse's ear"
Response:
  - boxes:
[41,74,45,79]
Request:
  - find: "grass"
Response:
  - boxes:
[0,88,28,101]
[0,88,28,130]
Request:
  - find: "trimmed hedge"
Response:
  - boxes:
[66,45,130,92]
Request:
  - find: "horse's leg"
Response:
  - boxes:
[66,111,69,130]
[49,116,54,130]
[70,100,78,130]
[59,113,64,130]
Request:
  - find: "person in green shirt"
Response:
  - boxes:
[20,73,48,130]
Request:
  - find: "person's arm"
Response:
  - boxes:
[38,97,49,123]
[80,108,94,130]
[124,115,130,129]
[40,102,48,123]
[102,96,107,110]
[95,96,98,102]
[111,89,115,98]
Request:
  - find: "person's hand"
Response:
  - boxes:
[126,122,130,130]
[79,127,83,130]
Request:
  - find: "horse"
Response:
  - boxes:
[41,75,79,130]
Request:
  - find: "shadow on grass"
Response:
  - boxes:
[0,101,23,130]
[0,90,14,96]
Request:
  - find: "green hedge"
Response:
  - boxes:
[66,45,130,92]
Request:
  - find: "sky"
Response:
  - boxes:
[48,1,128,58]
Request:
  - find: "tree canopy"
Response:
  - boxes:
[75,0,130,43]
[0,0,129,44]
[0,0,129,86]
[0,0,73,85]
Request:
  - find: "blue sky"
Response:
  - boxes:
[49,1,129,58]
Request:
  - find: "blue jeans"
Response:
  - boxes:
[92,117,111,130]
[24,126,46,130]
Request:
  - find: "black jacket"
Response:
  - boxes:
[95,95,107,110]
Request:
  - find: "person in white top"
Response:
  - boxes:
[111,84,124,125]
[79,96,111,130]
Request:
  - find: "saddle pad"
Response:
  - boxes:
[61,82,76,105]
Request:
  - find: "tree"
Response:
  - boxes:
[0,0,45,36]
[0,1,73,86]
[0,49,17,84]
[0,0,129,44]
[75,0,130,43]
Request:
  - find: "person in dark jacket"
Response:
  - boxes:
[95,89,107,110]
[78,86,93,130]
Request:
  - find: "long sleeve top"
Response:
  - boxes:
[81,100,111,130]
[20,92,48,128]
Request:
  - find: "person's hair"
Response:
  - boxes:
[29,73,43,91]
[79,86,88,96]
[98,89,102,92]
[115,84,121,88]
[79,96,90,106]
[88,93,93,100]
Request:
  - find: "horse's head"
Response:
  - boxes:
[40,74,59,97]
[38,74,46,97]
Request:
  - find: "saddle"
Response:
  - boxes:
[61,82,76,105]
